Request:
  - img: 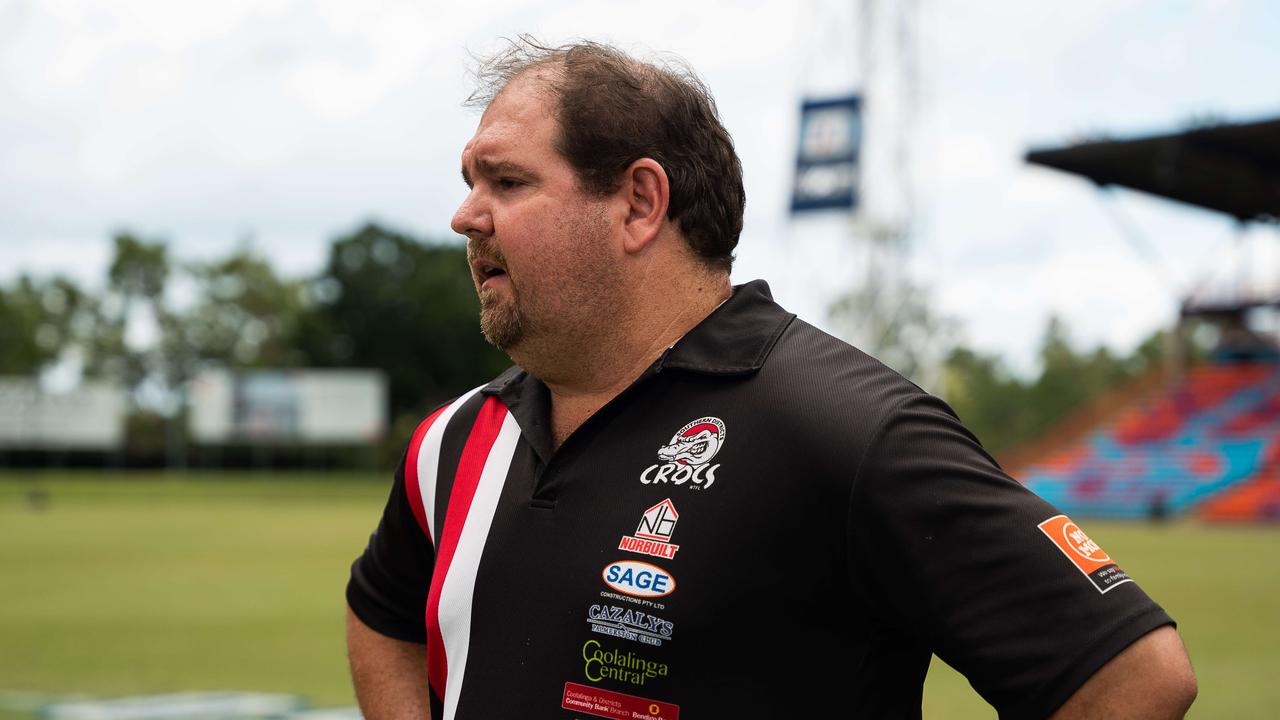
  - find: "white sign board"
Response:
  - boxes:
[189,369,386,444]
[0,378,125,449]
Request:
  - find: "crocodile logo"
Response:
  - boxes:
[641,417,726,489]
[656,418,725,466]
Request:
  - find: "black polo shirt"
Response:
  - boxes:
[348,280,1172,720]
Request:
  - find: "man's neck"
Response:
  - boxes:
[522,275,731,449]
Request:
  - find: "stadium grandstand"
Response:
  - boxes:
[1019,116,1280,522]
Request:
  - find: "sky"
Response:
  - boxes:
[1,0,1277,375]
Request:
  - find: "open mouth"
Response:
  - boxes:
[476,262,507,282]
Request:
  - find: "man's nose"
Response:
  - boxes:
[451,191,492,239]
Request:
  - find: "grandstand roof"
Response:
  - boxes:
[1025,117,1280,223]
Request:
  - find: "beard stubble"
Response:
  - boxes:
[469,238,524,350]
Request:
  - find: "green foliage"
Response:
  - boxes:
[939,345,1026,454]
[0,279,45,373]
[107,233,169,302]
[88,232,174,392]
[0,279,39,373]
[176,249,307,370]
[942,317,1169,455]
[0,276,94,375]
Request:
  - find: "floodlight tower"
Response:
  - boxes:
[788,0,937,383]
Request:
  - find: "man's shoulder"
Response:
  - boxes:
[766,315,929,413]
[739,315,959,458]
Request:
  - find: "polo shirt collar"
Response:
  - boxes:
[658,279,794,375]
[483,278,794,399]
[481,279,793,463]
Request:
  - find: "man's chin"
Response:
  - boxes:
[481,329,522,352]
[479,308,524,351]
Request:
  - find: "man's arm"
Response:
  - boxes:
[346,605,431,720]
[848,392,1194,717]
[1050,625,1197,719]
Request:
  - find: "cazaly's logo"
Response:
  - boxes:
[640,417,725,489]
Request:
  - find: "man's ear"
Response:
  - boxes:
[620,158,670,255]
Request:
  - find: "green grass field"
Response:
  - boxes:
[1,472,1277,718]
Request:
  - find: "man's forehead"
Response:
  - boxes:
[462,79,557,162]
[481,75,556,125]
[460,124,523,170]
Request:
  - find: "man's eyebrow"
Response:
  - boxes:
[462,158,535,190]
[478,158,533,178]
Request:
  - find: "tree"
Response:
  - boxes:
[940,345,1028,454]
[0,275,95,375]
[86,233,172,394]
[176,247,307,370]
[108,233,168,301]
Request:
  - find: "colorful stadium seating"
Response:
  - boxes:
[1020,361,1280,521]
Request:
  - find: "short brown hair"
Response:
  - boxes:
[467,37,744,273]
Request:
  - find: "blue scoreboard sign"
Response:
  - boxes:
[790,95,862,214]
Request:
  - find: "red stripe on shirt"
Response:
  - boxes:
[404,404,450,540]
[424,396,509,700]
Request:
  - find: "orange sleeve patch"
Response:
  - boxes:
[1037,514,1133,594]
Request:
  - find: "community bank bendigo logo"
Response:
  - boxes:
[640,417,726,489]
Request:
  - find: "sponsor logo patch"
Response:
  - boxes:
[602,560,675,598]
[640,417,726,489]
[588,603,675,647]
[1038,514,1133,594]
[619,498,680,560]
[581,639,669,687]
[561,681,679,720]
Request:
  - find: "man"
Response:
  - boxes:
[347,39,1197,719]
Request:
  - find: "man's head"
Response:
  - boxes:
[465,38,745,274]
[451,38,742,371]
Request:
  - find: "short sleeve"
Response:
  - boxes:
[848,392,1173,720]
[346,451,435,643]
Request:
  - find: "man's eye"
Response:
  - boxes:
[497,178,523,190]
